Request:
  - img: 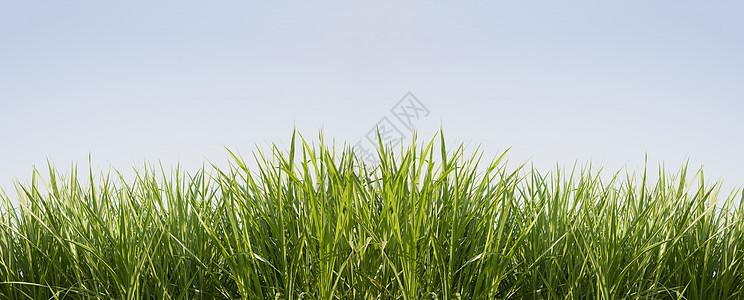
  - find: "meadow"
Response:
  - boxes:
[1,131,742,299]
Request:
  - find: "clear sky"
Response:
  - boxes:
[1,1,743,195]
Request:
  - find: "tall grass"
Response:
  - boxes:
[1,131,742,299]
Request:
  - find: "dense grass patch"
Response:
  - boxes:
[1,131,743,299]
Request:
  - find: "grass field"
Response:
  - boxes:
[1,131,742,299]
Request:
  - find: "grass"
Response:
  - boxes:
[1,130,742,299]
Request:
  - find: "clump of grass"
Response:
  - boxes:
[1,130,742,299]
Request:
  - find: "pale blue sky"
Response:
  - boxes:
[1,1,743,194]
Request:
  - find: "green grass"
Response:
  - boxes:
[1,130,742,299]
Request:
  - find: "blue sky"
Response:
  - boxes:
[1,1,743,194]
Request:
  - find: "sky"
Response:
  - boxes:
[1,1,743,196]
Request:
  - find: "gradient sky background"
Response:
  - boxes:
[1,1,743,196]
